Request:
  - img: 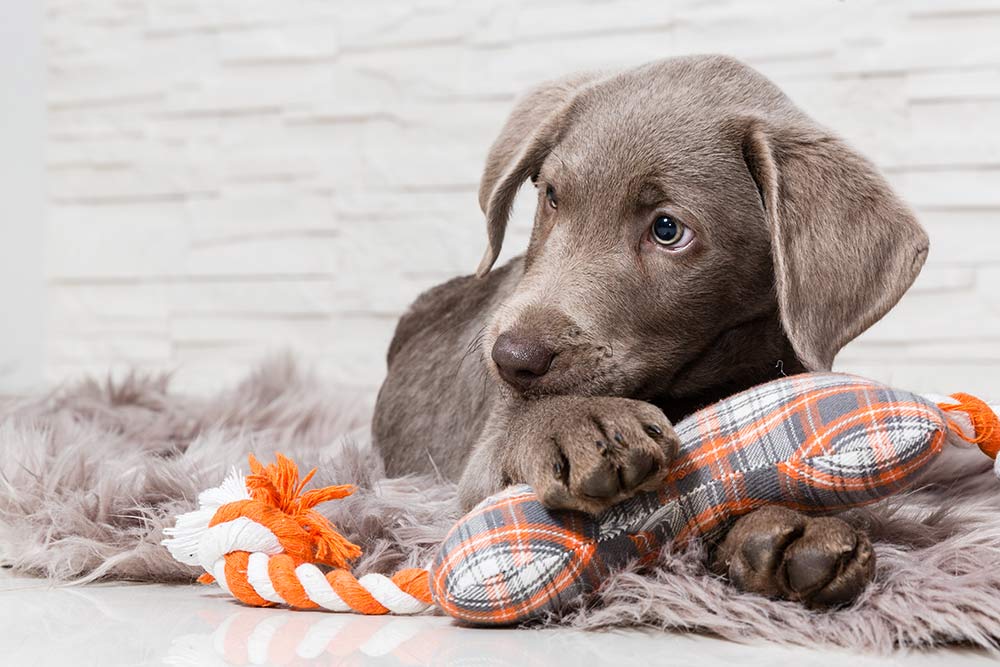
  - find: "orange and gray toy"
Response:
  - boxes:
[164,372,999,625]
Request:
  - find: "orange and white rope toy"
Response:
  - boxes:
[162,454,433,615]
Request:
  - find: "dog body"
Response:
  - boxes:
[373,55,928,606]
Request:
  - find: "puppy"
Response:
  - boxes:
[373,55,928,607]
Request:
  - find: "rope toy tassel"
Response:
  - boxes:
[162,454,433,615]
[940,392,1000,459]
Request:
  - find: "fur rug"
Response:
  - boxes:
[2,358,1000,653]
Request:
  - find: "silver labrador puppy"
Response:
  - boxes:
[373,55,928,607]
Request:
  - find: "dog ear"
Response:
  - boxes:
[741,120,929,371]
[476,73,601,276]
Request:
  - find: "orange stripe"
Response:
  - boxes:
[392,568,433,604]
[669,383,857,482]
[673,496,759,543]
[788,401,942,461]
[778,433,942,492]
[444,543,595,624]
[432,523,588,596]
[224,551,273,607]
[326,569,389,614]
[268,554,318,609]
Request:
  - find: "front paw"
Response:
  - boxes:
[510,396,678,515]
[712,506,875,607]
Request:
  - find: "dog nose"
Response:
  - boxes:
[491,332,555,389]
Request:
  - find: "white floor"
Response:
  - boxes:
[1,571,994,667]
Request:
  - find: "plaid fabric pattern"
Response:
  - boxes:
[431,373,948,625]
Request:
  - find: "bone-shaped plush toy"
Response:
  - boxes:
[165,373,999,625]
[428,372,999,624]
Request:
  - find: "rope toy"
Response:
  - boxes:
[164,372,999,624]
[163,454,433,614]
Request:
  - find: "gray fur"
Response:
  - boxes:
[0,357,449,583]
[2,359,1000,651]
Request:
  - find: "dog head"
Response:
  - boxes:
[478,55,928,403]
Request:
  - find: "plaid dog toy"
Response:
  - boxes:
[166,372,998,623]
[429,372,1000,625]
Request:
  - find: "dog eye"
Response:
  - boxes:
[545,185,558,210]
[650,215,693,248]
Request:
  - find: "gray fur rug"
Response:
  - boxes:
[2,359,1000,653]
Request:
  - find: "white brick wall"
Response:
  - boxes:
[0,0,45,393]
[42,0,1000,397]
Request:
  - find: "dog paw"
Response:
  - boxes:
[712,506,875,607]
[509,396,679,515]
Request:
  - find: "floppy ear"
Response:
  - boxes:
[475,73,600,276]
[742,121,929,371]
